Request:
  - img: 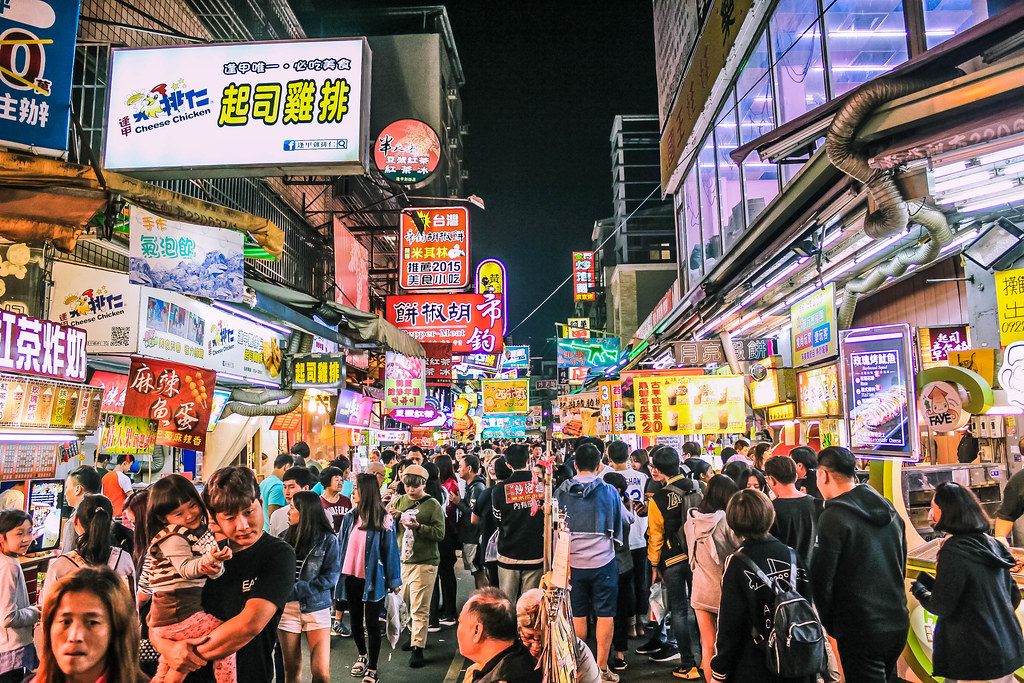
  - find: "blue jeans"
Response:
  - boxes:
[663,561,698,667]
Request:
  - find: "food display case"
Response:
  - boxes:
[902,463,1003,536]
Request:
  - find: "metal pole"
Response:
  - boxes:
[543,460,553,573]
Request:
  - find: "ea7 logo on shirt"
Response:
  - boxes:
[242,578,258,593]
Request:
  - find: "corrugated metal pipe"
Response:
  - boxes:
[221,331,313,418]
[825,77,954,329]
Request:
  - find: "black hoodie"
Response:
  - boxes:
[915,532,1024,680]
[810,484,908,641]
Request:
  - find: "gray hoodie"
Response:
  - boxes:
[684,508,739,612]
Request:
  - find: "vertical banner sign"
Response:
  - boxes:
[599,381,625,434]
[994,268,1024,346]
[399,207,470,290]
[573,251,596,302]
[334,218,370,311]
[791,283,837,367]
[122,357,216,450]
[475,259,508,334]
[0,0,80,155]
[481,379,529,415]
[129,206,244,302]
[423,342,453,386]
[49,262,141,354]
[385,352,425,409]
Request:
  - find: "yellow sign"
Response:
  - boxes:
[563,318,591,339]
[766,403,795,422]
[633,372,745,436]
[995,268,1024,346]
[947,349,997,388]
[599,381,625,434]
[481,379,529,415]
[476,260,505,296]
[660,0,755,188]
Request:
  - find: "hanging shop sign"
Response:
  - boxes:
[49,262,141,354]
[459,353,501,371]
[535,379,557,390]
[481,379,529,415]
[792,283,837,367]
[385,293,504,354]
[390,407,440,427]
[104,38,371,178]
[557,338,620,369]
[555,392,601,438]
[797,364,842,418]
[122,357,217,450]
[374,119,441,185]
[269,412,302,431]
[557,366,589,387]
[632,372,745,437]
[0,443,58,480]
[767,402,796,422]
[374,429,410,444]
[384,352,425,409]
[948,349,997,389]
[399,207,469,290]
[89,371,128,414]
[476,259,508,334]
[129,206,244,302]
[839,324,918,460]
[139,287,286,384]
[749,358,795,410]
[333,218,370,311]
[820,419,842,448]
[599,380,625,434]
[423,342,453,386]
[918,326,971,370]
[410,425,436,448]
[572,252,596,302]
[502,346,530,370]
[291,352,345,389]
[995,268,1024,346]
[334,388,373,428]
[102,414,158,456]
[0,311,86,382]
[671,338,777,365]
[0,0,81,155]
[207,389,231,431]
[481,416,526,439]
[999,342,1024,412]
[918,380,971,430]
[0,374,100,430]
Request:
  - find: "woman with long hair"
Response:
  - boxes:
[750,443,772,471]
[432,454,460,627]
[339,474,401,683]
[743,468,770,496]
[42,495,135,605]
[280,490,340,683]
[32,566,147,683]
[121,488,156,676]
[0,510,37,683]
[911,482,1024,682]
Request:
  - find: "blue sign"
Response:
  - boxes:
[557,338,620,370]
[0,0,81,154]
[502,345,530,370]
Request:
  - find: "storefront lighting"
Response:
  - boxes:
[821,228,844,248]
[764,301,788,317]
[0,433,76,443]
[939,180,1015,205]
[731,316,761,336]
[740,285,767,307]
[211,302,292,336]
[854,232,906,263]
[962,220,1023,268]
[977,144,1024,167]
[216,372,279,389]
[962,185,1024,213]
[932,169,996,194]
[822,258,861,285]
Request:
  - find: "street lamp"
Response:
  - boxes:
[963,217,1024,270]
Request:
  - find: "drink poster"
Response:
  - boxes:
[102,414,158,455]
[599,381,625,434]
[122,357,216,450]
[632,373,745,437]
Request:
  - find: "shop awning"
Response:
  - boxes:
[0,150,284,258]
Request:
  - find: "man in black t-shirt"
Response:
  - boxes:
[764,455,817,564]
[154,466,296,683]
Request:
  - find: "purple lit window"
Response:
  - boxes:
[924,0,991,49]
[716,91,744,254]
[825,0,908,97]
[683,164,703,287]
[698,137,721,272]
[771,0,827,125]
[737,33,779,223]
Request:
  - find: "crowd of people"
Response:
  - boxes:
[0,437,1021,683]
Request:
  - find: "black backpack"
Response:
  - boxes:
[734,548,827,678]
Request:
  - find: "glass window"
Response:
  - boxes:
[698,136,721,272]
[683,164,703,288]
[716,91,744,254]
[924,0,993,49]
[737,33,779,222]
[675,191,688,292]
[825,0,909,97]
[771,0,827,124]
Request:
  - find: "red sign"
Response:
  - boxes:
[410,425,436,448]
[374,119,441,186]
[89,371,128,413]
[334,218,369,311]
[399,207,469,290]
[385,293,504,354]
[573,251,595,302]
[424,342,453,386]
[122,358,216,450]
[0,312,87,382]
[270,412,303,431]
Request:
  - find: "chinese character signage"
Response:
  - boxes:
[0,311,86,382]
[291,352,344,389]
[89,371,128,414]
[502,346,530,370]
[481,416,526,439]
[476,259,508,335]
[672,338,777,366]
[334,217,369,311]
[129,206,244,302]
[122,358,216,450]
[0,374,100,430]
[797,364,841,418]
[104,38,370,177]
[554,392,601,437]
[557,338,619,369]
[918,326,971,370]
[791,283,837,367]
[49,262,141,354]
[391,407,440,427]
[334,388,373,428]
[995,268,1024,346]
[102,414,157,456]
[374,119,440,185]
[632,372,745,436]
[424,342,453,386]
[385,352,425,409]
[399,207,469,290]
[839,324,918,460]
[385,293,504,354]
[573,251,596,302]
[0,0,80,155]
[599,380,625,434]
[481,379,529,415]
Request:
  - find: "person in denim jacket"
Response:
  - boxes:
[279,491,341,683]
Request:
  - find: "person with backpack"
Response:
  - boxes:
[710,489,824,683]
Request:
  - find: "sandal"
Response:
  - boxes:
[362,671,378,683]
[351,656,368,677]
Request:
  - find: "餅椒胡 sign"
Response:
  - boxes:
[385,293,504,354]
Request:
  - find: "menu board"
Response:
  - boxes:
[792,283,837,367]
[797,364,842,418]
[0,375,101,431]
[632,373,745,437]
[555,392,601,437]
[840,325,918,459]
[270,412,303,431]
[0,443,58,480]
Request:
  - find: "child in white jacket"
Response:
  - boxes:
[0,510,39,683]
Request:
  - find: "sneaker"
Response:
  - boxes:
[409,647,426,668]
[331,620,345,637]
[439,616,457,627]
[337,623,352,637]
[350,656,368,677]
[600,668,620,682]
[649,645,680,662]
[611,656,627,671]
[672,666,701,680]
[427,623,442,633]
[634,637,664,655]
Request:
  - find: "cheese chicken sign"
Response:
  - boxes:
[385,293,504,354]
